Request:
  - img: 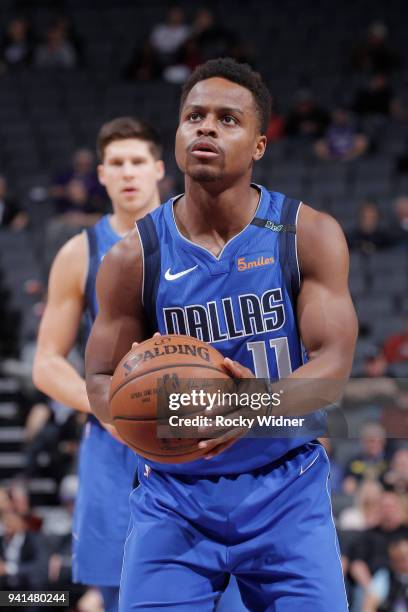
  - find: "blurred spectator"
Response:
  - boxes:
[0,488,13,518]
[383,449,408,495]
[360,346,394,379]
[46,476,87,606]
[52,14,84,67]
[0,511,47,589]
[314,107,369,161]
[162,8,253,84]
[0,175,28,231]
[382,320,408,366]
[343,423,388,495]
[285,89,330,140]
[24,400,82,484]
[391,196,408,246]
[266,96,285,142]
[149,6,191,69]
[123,41,162,81]
[348,491,407,609]
[352,21,400,75]
[353,74,400,118]
[347,202,393,254]
[381,392,408,441]
[339,480,383,531]
[363,537,408,612]
[0,16,33,72]
[188,8,245,64]
[34,20,77,69]
[162,9,252,84]
[50,148,105,218]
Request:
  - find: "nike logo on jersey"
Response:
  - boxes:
[299,452,319,476]
[165,265,198,281]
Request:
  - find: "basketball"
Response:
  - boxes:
[109,334,233,463]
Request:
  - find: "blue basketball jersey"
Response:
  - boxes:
[136,186,326,476]
[72,215,138,586]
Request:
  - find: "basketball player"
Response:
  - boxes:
[33,117,165,612]
[85,60,358,611]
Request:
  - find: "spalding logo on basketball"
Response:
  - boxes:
[109,334,233,463]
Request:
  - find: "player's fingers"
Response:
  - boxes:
[223,357,254,379]
[199,431,242,459]
[203,438,238,459]
[198,428,242,451]
[133,331,160,347]
[196,406,244,436]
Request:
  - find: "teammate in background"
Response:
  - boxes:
[33,117,165,612]
[86,60,358,611]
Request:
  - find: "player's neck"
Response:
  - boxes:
[110,194,160,235]
[176,177,259,241]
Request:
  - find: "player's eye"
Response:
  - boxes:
[188,112,202,122]
[222,115,237,125]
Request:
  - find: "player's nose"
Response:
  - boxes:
[197,115,218,138]
[123,160,135,177]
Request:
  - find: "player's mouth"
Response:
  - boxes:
[122,187,139,194]
[190,139,221,159]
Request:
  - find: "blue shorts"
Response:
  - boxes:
[119,442,348,611]
[72,419,138,586]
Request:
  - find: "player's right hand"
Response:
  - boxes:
[131,331,161,350]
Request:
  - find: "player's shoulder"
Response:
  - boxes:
[298,202,346,244]
[297,202,349,275]
[56,231,88,262]
[96,227,144,308]
[49,231,88,294]
[100,227,143,281]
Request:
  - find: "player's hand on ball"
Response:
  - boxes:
[222,357,255,380]
[198,357,255,459]
[131,331,161,350]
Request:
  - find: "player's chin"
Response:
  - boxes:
[186,165,222,183]
[119,194,143,210]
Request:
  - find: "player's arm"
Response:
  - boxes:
[292,204,358,380]
[85,230,147,424]
[32,234,90,413]
[264,204,358,413]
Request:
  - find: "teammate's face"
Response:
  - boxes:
[176,77,266,184]
[98,139,164,215]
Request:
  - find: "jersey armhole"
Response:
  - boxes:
[80,229,90,296]
[295,201,302,287]
[84,226,98,321]
[279,197,302,305]
[135,214,161,334]
[134,223,145,308]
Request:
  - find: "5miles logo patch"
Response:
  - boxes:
[237,253,275,272]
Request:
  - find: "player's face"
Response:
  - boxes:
[176,77,266,184]
[98,139,164,215]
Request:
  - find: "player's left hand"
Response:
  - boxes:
[197,357,255,459]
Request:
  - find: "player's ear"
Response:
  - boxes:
[253,135,267,162]
[97,164,106,186]
[155,160,165,182]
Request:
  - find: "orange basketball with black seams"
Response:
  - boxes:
[109,334,233,463]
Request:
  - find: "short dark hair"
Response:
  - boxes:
[97,117,163,161]
[180,58,271,134]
